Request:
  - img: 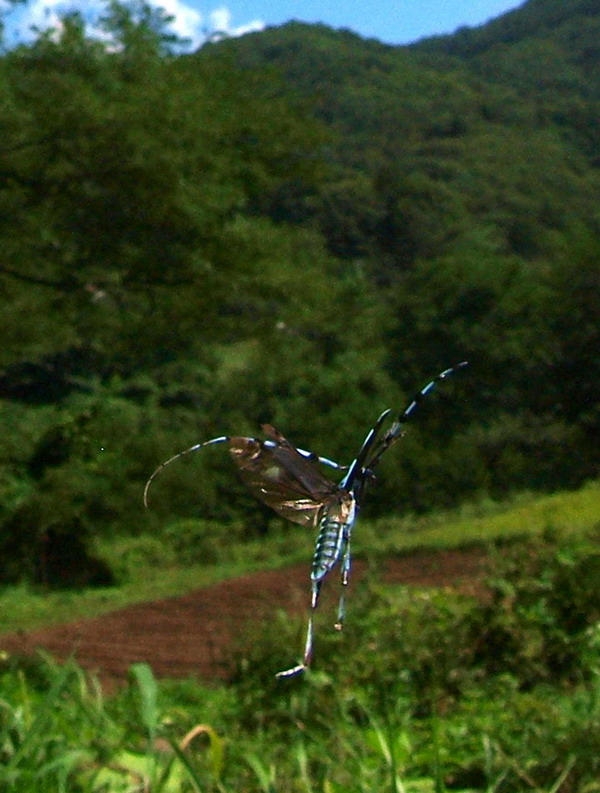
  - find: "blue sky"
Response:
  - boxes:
[2,0,526,50]
[209,0,526,45]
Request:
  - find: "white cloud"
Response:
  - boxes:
[3,0,264,50]
[209,5,263,37]
[148,0,203,45]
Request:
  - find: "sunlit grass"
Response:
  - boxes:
[1,480,599,634]
[362,479,600,555]
[3,651,598,793]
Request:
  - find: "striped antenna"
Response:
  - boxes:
[143,436,228,507]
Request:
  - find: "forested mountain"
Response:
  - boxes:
[417,0,600,71]
[416,0,600,163]
[207,7,600,258]
[0,0,598,585]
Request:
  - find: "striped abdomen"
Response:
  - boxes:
[311,495,356,582]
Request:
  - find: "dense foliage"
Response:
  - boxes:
[2,533,600,791]
[0,0,599,584]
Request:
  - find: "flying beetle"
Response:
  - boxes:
[144,362,467,677]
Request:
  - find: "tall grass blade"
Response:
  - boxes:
[168,738,205,793]
[181,724,225,781]
[548,756,575,793]
[130,662,159,739]
[294,742,314,793]
[2,659,72,776]
[246,753,278,793]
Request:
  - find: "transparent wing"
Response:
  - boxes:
[229,427,342,527]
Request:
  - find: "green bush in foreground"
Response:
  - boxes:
[2,534,600,792]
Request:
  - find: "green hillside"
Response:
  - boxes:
[0,0,598,587]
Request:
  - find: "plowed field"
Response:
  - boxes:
[0,548,485,686]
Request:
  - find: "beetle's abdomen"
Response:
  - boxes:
[311,495,356,582]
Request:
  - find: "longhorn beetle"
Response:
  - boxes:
[144,362,467,677]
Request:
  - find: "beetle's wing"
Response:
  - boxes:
[229,427,341,527]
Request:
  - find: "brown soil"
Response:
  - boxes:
[0,547,486,687]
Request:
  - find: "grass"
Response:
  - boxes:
[2,572,600,793]
[363,479,600,555]
[2,484,600,792]
[1,480,600,635]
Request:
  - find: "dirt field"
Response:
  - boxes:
[0,548,486,686]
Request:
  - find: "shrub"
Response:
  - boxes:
[467,531,600,686]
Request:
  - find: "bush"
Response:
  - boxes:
[467,531,600,686]
[163,518,247,566]
[231,533,600,729]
